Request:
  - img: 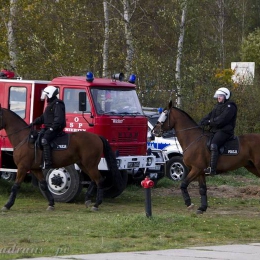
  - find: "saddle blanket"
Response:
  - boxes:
[50,133,70,150]
[30,131,70,151]
[220,137,239,156]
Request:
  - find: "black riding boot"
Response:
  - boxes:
[41,138,52,169]
[204,144,218,175]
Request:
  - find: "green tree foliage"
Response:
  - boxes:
[241,28,260,71]
[1,0,260,133]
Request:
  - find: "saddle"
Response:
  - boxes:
[207,135,240,156]
[29,129,70,151]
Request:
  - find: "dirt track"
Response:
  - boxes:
[154,176,260,199]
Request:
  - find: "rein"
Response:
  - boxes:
[175,125,201,133]
[182,134,206,154]
[160,107,207,153]
[0,126,30,138]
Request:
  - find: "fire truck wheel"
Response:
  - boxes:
[166,156,189,181]
[39,165,83,203]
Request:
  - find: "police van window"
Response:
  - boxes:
[64,88,90,113]
[9,87,26,119]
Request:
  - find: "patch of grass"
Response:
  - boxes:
[0,174,260,259]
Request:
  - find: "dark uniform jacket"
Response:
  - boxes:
[34,98,66,131]
[200,100,237,135]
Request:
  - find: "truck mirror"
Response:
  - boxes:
[79,92,86,111]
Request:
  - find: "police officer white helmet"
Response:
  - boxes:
[41,86,59,100]
[213,87,230,100]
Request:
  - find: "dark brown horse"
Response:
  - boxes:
[0,106,126,211]
[153,101,260,214]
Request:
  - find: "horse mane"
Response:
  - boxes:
[2,108,28,127]
[172,106,199,126]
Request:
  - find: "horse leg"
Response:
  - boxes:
[91,176,106,211]
[85,180,104,211]
[39,180,55,211]
[33,170,55,211]
[80,162,104,211]
[197,175,208,214]
[2,182,21,211]
[92,183,104,211]
[85,181,96,208]
[180,179,193,209]
[1,167,29,211]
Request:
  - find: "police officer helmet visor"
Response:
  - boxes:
[41,86,59,100]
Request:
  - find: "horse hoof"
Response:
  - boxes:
[91,206,99,211]
[196,209,204,214]
[46,206,55,211]
[85,200,92,208]
[1,206,9,212]
[187,203,194,210]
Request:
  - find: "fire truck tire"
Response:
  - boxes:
[39,165,83,203]
[166,156,189,181]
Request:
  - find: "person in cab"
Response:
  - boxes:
[31,86,66,169]
[199,87,237,175]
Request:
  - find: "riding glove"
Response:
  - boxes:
[200,119,210,126]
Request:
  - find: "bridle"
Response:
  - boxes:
[155,108,200,133]
[154,108,206,153]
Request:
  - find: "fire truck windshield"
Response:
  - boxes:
[91,88,143,115]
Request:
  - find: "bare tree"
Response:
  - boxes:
[0,0,18,71]
[175,0,187,107]
[216,0,225,67]
[103,0,110,77]
[109,0,137,79]
[122,0,136,79]
[7,0,18,71]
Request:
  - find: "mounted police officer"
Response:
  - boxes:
[31,86,66,169]
[199,87,237,176]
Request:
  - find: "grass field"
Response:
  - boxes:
[1,171,260,260]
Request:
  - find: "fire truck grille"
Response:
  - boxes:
[116,132,139,142]
[118,146,138,156]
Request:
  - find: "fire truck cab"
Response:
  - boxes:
[0,71,166,202]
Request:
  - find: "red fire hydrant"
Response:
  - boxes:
[141,177,154,217]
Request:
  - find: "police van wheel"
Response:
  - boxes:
[0,171,16,182]
[39,165,83,203]
[166,156,188,181]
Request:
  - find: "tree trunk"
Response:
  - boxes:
[103,0,110,78]
[7,0,18,71]
[175,0,187,108]
[123,0,135,79]
[216,0,225,67]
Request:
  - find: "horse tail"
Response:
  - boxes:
[99,136,127,198]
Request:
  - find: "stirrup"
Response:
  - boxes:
[204,167,216,175]
[42,161,52,170]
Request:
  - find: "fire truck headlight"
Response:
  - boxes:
[86,71,94,82]
[146,157,153,166]
[128,74,136,84]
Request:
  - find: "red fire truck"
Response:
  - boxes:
[0,70,166,202]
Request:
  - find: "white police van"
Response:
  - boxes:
[144,107,189,181]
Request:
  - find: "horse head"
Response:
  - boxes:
[153,100,173,137]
